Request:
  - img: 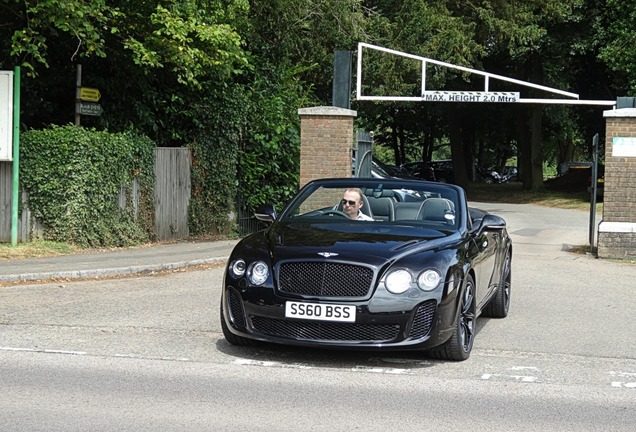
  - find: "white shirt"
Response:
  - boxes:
[357,211,374,221]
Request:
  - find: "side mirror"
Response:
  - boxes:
[255,204,277,223]
[476,214,506,235]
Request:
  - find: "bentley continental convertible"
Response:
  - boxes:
[220,178,512,361]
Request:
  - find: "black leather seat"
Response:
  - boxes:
[417,198,455,225]
[368,197,395,221]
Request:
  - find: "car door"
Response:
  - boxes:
[469,227,500,308]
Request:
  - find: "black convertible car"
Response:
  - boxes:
[221,178,512,361]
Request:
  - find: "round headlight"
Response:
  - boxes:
[417,269,441,291]
[385,269,412,294]
[248,261,269,285]
[230,259,246,278]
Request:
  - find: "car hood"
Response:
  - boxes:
[250,222,457,266]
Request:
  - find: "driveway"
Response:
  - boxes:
[471,202,634,359]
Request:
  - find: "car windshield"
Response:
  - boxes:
[280,180,460,230]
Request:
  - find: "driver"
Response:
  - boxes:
[341,188,373,221]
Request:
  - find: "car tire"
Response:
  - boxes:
[484,252,511,318]
[220,300,256,346]
[430,274,476,361]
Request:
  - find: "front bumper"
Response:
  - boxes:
[222,285,457,351]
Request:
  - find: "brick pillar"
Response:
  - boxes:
[597,108,636,259]
[298,106,357,188]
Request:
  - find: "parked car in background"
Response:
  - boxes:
[428,160,455,183]
[501,166,518,182]
[400,161,444,182]
[401,160,514,184]
[477,166,502,184]
[220,177,512,361]
[354,157,419,180]
[373,158,408,178]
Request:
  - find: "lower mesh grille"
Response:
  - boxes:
[251,316,400,343]
[227,288,247,331]
[408,300,437,339]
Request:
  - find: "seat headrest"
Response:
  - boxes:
[418,198,455,223]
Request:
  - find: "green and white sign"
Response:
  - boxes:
[79,102,104,116]
[613,137,636,157]
[0,71,12,161]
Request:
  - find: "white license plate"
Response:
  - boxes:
[285,301,356,323]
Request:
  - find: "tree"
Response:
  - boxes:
[358,0,596,190]
[597,0,636,96]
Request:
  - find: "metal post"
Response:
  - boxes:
[11,66,21,246]
[75,64,81,126]
[356,131,373,177]
[332,51,352,109]
[589,133,599,253]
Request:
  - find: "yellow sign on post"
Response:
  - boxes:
[80,87,101,102]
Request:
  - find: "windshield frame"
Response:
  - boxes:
[279,178,465,231]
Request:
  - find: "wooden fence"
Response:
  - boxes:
[154,147,191,240]
[0,161,42,242]
[0,147,191,243]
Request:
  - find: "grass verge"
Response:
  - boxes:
[0,241,82,260]
[466,182,601,212]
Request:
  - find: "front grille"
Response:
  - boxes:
[227,287,247,331]
[408,300,437,339]
[278,262,374,297]
[251,316,399,343]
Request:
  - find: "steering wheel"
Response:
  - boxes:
[320,210,349,218]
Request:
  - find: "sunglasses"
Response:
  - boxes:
[341,199,358,206]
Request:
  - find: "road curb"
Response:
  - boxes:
[0,257,229,283]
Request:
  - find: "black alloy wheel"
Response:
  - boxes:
[458,278,476,353]
[430,274,476,361]
[484,252,511,318]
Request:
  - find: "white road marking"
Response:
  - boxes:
[609,372,636,388]
[511,375,539,382]
[115,354,190,362]
[609,371,636,377]
[509,366,539,371]
[233,358,313,369]
[1,346,86,355]
[611,382,636,388]
[1,347,38,352]
[481,373,538,382]
[351,366,411,375]
[43,349,87,355]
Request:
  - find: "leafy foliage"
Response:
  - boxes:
[597,1,636,95]
[188,85,246,236]
[237,70,312,212]
[20,125,155,247]
[122,1,249,87]
[1,0,633,240]
[4,0,118,76]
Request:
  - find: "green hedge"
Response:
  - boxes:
[20,125,155,247]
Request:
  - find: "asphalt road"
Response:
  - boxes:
[1,203,635,431]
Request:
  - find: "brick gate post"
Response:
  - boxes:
[598,108,636,259]
[298,106,357,188]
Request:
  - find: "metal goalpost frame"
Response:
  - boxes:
[356,42,616,107]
